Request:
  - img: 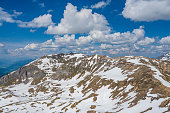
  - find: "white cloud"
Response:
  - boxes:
[9,3,167,57]
[91,0,111,9]
[137,37,155,46]
[0,7,22,25]
[16,24,170,57]
[134,44,139,50]
[23,26,147,54]
[24,43,39,50]
[23,35,77,51]
[150,45,170,52]
[109,50,118,55]
[86,26,145,44]
[46,3,109,34]
[18,14,54,28]
[100,44,112,49]
[0,43,8,54]
[122,0,170,21]
[47,9,53,13]
[39,3,45,8]
[47,25,145,50]
[76,35,92,46]
[32,0,45,8]
[47,26,144,48]
[0,3,167,58]
[12,10,23,17]
[0,7,22,26]
[116,47,130,52]
[11,2,160,56]
[160,36,170,45]
[53,35,76,47]
[0,43,4,47]
[30,29,37,32]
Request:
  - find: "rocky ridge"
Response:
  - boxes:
[0,53,170,113]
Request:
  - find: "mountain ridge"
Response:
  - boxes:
[0,53,170,113]
[158,52,170,61]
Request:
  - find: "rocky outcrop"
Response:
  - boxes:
[0,65,45,86]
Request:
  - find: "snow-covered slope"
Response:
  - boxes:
[0,53,170,113]
[158,52,170,61]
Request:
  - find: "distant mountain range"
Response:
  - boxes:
[0,53,169,113]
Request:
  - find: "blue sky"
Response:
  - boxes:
[0,0,170,63]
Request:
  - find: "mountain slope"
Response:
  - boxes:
[0,53,170,113]
[158,52,170,61]
[0,59,34,77]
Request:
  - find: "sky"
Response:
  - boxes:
[0,0,170,64]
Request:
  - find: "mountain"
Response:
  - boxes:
[0,59,34,77]
[158,52,170,61]
[0,53,169,113]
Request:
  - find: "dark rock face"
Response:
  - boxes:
[0,65,45,86]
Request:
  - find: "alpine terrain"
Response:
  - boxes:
[0,53,170,113]
[158,52,170,61]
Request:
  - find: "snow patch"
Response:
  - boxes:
[97,67,127,82]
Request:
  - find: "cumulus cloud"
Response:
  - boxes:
[18,14,54,28]
[24,35,77,51]
[53,35,76,47]
[0,7,15,23]
[160,36,170,45]
[86,26,145,44]
[122,0,170,21]
[44,26,145,49]
[23,26,150,55]
[0,7,22,25]
[137,37,155,46]
[46,3,109,34]
[91,0,111,9]
[9,3,167,57]
[17,25,170,57]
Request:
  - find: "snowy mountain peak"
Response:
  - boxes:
[0,53,170,113]
[158,52,170,61]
